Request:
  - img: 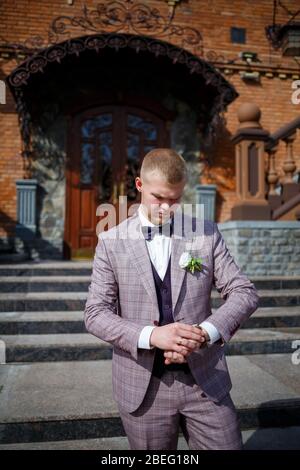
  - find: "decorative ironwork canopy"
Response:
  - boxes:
[6,32,237,168]
[1,1,238,170]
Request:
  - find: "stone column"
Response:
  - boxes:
[195,184,216,221]
[231,103,271,220]
[281,132,300,202]
[16,179,38,240]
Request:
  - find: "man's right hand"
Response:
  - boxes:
[149,322,207,356]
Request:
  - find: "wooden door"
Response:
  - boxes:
[65,105,168,259]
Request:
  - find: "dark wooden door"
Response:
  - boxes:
[65,105,168,259]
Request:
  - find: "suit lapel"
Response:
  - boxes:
[170,209,194,314]
[170,235,189,315]
[125,212,160,318]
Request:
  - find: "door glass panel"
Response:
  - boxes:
[98,131,113,201]
[80,112,160,195]
[80,143,94,184]
[94,114,112,129]
[81,120,94,138]
[81,113,112,137]
[126,132,140,201]
[80,113,113,190]
[125,114,159,200]
[128,114,157,141]
[144,145,156,154]
[127,132,140,160]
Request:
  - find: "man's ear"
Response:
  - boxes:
[135,176,142,192]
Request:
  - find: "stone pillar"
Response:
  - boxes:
[195,184,216,221]
[281,132,300,202]
[16,179,38,240]
[266,143,282,211]
[231,103,271,220]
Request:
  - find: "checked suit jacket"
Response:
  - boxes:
[84,208,259,413]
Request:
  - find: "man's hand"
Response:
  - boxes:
[163,326,210,365]
[150,322,207,359]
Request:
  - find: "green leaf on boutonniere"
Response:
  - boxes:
[187,257,203,274]
[179,252,203,274]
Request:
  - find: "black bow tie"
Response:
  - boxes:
[141,219,174,241]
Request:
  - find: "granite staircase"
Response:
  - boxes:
[0,262,299,450]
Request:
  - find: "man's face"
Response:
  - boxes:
[135,171,186,225]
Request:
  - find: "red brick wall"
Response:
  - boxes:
[0,111,23,240]
[1,0,299,235]
[204,74,300,221]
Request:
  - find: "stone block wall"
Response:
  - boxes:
[218,221,300,276]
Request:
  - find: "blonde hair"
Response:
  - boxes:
[140,148,187,184]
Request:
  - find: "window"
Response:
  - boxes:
[231,27,246,44]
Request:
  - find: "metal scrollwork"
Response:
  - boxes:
[7,33,237,108]
[48,1,202,52]
[0,1,202,62]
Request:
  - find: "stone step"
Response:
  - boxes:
[0,276,91,293]
[250,277,300,290]
[1,426,300,450]
[0,333,111,362]
[0,292,88,312]
[0,262,93,277]
[0,273,300,292]
[0,253,29,264]
[0,311,85,334]
[0,354,299,444]
[225,327,300,355]
[254,290,300,307]
[0,290,299,312]
[1,328,300,362]
[0,307,299,335]
[245,306,300,328]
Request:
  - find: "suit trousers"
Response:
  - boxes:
[118,369,243,450]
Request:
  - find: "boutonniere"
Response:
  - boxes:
[179,252,203,274]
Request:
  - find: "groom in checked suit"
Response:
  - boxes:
[84,148,259,450]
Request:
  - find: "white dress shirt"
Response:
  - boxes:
[137,205,220,349]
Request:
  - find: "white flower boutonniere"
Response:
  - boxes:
[179,252,203,274]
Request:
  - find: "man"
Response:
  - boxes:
[84,148,259,450]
